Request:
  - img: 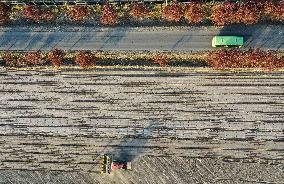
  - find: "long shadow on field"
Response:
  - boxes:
[111,121,159,162]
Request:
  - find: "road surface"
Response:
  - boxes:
[0,25,283,51]
[0,67,283,172]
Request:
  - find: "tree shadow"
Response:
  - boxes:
[99,27,128,50]
[0,27,31,51]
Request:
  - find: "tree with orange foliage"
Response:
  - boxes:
[184,2,205,24]
[152,54,169,67]
[263,0,284,21]
[23,51,45,66]
[4,51,44,67]
[163,3,183,22]
[23,5,55,23]
[67,6,90,22]
[100,4,118,26]
[211,1,237,26]
[48,48,65,67]
[234,1,261,24]
[129,3,149,20]
[206,49,284,70]
[23,5,41,22]
[0,3,10,25]
[75,51,95,68]
[3,53,18,67]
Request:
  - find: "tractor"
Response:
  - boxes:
[101,154,132,174]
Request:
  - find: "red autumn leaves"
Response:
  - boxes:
[47,48,65,67]
[163,2,205,24]
[75,51,96,68]
[23,6,55,23]
[263,0,284,21]
[211,0,284,26]
[3,51,44,67]
[152,55,170,67]
[2,49,284,70]
[67,6,90,22]
[2,49,97,68]
[206,49,284,70]
[100,4,118,26]
[211,1,261,25]
[184,2,205,24]
[0,1,283,26]
[67,4,118,25]
[129,3,149,20]
[0,3,10,25]
[163,3,184,22]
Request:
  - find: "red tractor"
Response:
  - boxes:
[101,155,132,174]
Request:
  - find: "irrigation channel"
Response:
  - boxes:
[0,67,283,172]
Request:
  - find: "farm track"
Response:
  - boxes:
[0,67,283,174]
[0,25,283,51]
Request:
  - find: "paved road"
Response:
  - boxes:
[0,25,283,51]
[0,68,283,172]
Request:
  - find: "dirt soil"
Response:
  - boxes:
[0,66,283,183]
[0,156,283,184]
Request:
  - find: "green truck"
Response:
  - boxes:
[212,36,244,48]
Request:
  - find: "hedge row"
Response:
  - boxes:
[1,49,170,68]
[0,1,283,26]
[207,49,284,69]
[1,49,284,70]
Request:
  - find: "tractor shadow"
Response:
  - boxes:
[111,121,159,162]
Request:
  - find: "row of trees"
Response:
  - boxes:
[162,2,205,24]
[211,0,284,25]
[3,50,98,68]
[163,1,284,25]
[206,49,284,70]
[2,49,284,69]
[22,4,119,25]
[0,1,283,26]
[2,49,169,68]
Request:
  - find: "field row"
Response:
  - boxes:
[0,68,283,170]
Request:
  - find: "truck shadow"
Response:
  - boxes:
[218,24,283,50]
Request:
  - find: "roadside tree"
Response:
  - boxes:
[163,3,183,22]
[67,6,90,22]
[0,3,10,25]
[48,48,65,67]
[153,54,169,67]
[129,3,149,20]
[75,51,96,68]
[100,4,118,25]
[184,2,205,24]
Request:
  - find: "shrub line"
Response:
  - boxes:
[0,1,283,26]
[1,49,284,70]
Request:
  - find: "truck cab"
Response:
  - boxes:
[212,36,244,48]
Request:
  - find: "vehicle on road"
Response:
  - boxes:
[101,154,132,174]
[212,36,244,48]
